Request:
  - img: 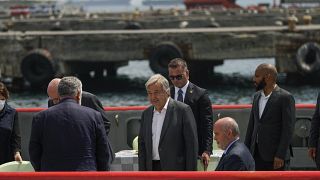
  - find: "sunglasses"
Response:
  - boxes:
[169,74,183,80]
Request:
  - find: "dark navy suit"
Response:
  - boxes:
[215,140,255,171]
[29,98,111,171]
[48,91,111,135]
[0,103,21,164]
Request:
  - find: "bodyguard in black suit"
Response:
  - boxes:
[47,78,111,135]
[309,93,320,169]
[168,58,213,168]
[214,117,255,171]
[138,74,198,171]
[29,76,111,171]
[244,64,295,170]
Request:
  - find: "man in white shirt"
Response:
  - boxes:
[245,63,295,170]
[168,58,213,170]
[138,74,198,171]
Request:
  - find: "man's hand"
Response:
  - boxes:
[201,152,210,171]
[14,152,22,162]
[273,157,284,169]
[308,148,317,161]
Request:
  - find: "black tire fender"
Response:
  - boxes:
[296,42,320,74]
[21,49,56,86]
[149,42,183,76]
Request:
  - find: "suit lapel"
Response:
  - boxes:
[170,87,175,99]
[253,93,260,121]
[216,153,225,170]
[145,107,154,152]
[159,98,173,146]
[184,83,194,105]
[216,140,238,170]
[260,86,280,121]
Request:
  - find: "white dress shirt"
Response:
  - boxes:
[174,81,189,102]
[152,98,169,160]
[259,91,272,118]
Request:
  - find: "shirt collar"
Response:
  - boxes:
[224,137,239,155]
[261,91,272,99]
[174,81,189,95]
[153,97,170,113]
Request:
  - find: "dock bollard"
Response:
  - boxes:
[303,15,312,25]
[287,15,298,31]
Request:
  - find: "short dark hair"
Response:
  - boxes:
[168,58,188,71]
[0,82,9,99]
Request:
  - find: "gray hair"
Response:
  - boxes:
[220,117,240,137]
[145,74,170,95]
[58,76,82,98]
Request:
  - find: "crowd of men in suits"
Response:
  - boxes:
[25,58,320,171]
[29,77,113,171]
[138,59,296,171]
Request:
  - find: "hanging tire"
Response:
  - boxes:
[21,49,56,86]
[296,42,320,74]
[149,43,183,76]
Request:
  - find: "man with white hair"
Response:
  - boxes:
[214,117,255,171]
[138,74,198,171]
[29,76,111,171]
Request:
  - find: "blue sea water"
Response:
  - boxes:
[6,0,320,108]
[8,59,320,108]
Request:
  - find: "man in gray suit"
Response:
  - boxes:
[138,74,198,171]
[244,63,295,170]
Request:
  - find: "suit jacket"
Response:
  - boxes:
[170,82,213,155]
[215,140,255,171]
[48,91,111,135]
[30,98,111,171]
[138,98,198,171]
[309,93,320,167]
[244,86,295,161]
[0,103,21,164]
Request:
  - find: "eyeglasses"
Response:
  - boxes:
[169,74,183,80]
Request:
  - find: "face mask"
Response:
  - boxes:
[0,100,5,111]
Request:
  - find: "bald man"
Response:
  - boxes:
[47,78,111,135]
[214,117,255,171]
[47,78,60,105]
[244,63,295,170]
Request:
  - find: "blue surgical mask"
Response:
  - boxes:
[0,100,5,111]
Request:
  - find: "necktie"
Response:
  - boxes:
[177,89,183,102]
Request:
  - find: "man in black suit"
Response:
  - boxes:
[47,78,111,135]
[244,63,295,170]
[309,93,320,169]
[168,58,213,169]
[138,74,198,171]
[29,76,111,171]
[214,117,255,171]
